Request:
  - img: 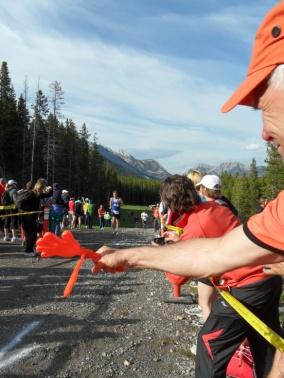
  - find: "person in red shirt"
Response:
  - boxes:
[0,178,6,233]
[152,204,160,234]
[68,198,75,229]
[160,175,281,377]
[98,205,106,230]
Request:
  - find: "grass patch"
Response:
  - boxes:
[122,204,148,211]
[120,205,152,228]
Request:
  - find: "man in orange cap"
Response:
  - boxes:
[94,2,284,376]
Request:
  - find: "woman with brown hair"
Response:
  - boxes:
[20,178,51,256]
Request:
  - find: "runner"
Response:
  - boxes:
[94,3,284,376]
[109,190,123,234]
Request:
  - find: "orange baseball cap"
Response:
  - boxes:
[222,1,284,113]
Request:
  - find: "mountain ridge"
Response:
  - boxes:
[98,145,171,180]
[98,145,266,179]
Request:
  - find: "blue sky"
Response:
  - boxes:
[0,0,277,173]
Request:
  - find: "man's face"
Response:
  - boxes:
[258,86,284,158]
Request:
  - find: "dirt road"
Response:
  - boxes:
[0,228,197,377]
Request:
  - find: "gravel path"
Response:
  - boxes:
[0,228,198,377]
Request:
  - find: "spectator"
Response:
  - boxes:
[98,204,106,230]
[104,211,111,227]
[20,178,51,256]
[186,170,202,186]
[0,178,6,234]
[49,183,64,236]
[74,198,83,228]
[141,210,149,228]
[68,197,75,228]
[159,201,168,233]
[190,175,238,323]
[61,189,70,228]
[82,198,89,227]
[86,199,95,229]
[3,180,18,242]
[196,175,239,217]
[157,175,282,375]
[152,204,160,234]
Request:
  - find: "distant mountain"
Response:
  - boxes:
[98,145,170,180]
[190,162,266,176]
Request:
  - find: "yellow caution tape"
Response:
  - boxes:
[219,289,284,352]
[166,224,184,236]
[0,205,16,210]
[0,210,43,218]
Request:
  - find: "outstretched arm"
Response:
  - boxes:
[95,225,284,277]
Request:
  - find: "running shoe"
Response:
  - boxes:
[189,280,198,288]
[190,345,197,356]
[3,236,10,242]
[185,305,202,317]
[11,236,18,243]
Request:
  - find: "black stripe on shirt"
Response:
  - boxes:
[243,222,284,255]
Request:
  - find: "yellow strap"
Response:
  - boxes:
[0,210,42,218]
[166,224,184,236]
[219,289,284,352]
[0,205,16,210]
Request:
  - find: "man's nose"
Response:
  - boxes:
[262,130,273,142]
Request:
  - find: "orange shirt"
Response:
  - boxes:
[244,191,284,254]
[178,202,267,288]
[98,207,106,217]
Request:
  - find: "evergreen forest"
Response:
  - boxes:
[1,61,284,221]
[0,61,160,206]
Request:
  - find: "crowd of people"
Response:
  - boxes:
[0,179,122,256]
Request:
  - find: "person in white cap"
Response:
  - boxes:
[196,174,239,217]
[90,2,284,376]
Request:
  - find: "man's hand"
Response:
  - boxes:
[91,245,131,274]
[263,262,284,276]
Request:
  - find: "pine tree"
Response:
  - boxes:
[231,175,251,222]
[48,81,64,182]
[30,89,49,181]
[248,158,260,215]
[75,123,90,195]
[264,143,284,198]
[17,94,30,183]
[0,61,21,177]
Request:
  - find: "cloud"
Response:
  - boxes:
[245,143,261,151]
[0,1,269,173]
